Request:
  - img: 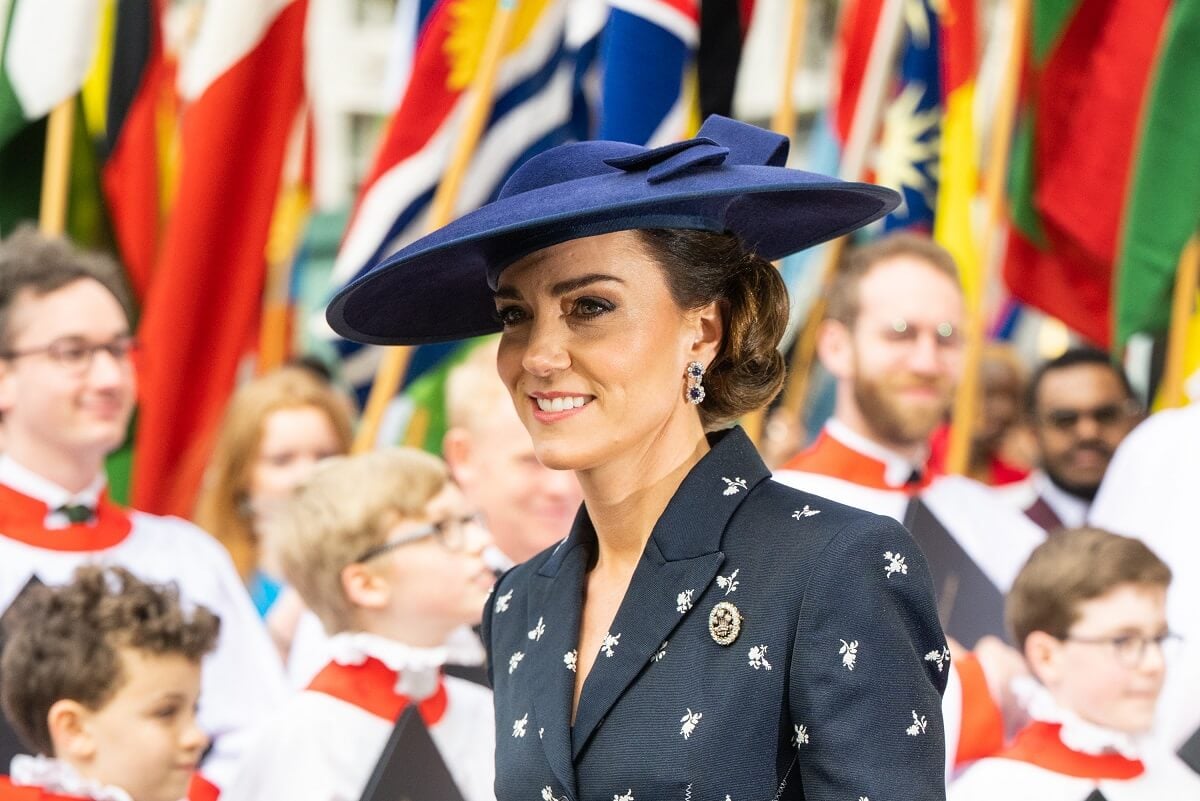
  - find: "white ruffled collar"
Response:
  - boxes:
[9,755,134,801]
[1016,678,1146,760]
[326,630,483,700]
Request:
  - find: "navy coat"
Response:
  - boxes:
[482,427,949,801]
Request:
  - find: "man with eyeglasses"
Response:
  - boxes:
[0,227,285,794]
[1004,347,1142,532]
[773,232,1045,774]
[949,527,1199,799]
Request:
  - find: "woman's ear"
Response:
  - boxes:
[47,699,94,762]
[686,300,724,367]
[341,562,391,612]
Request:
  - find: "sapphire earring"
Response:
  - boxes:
[686,361,705,405]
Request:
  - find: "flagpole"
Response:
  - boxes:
[743,0,810,447]
[353,0,521,453]
[779,0,906,421]
[1160,234,1200,409]
[39,98,76,236]
[944,0,1029,475]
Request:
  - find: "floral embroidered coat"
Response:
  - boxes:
[482,427,949,801]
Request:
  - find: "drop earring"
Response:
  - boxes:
[686,361,705,404]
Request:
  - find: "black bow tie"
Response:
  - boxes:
[56,503,96,525]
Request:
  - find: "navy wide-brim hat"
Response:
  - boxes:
[328,115,900,345]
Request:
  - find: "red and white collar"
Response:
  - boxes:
[0,457,106,530]
[9,755,132,801]
[308,633,450,725]
[0,471,131,553]
[780,420,931,492]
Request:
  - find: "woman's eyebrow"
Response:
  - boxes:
[549,273,624,296]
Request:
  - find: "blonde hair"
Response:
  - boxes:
[269,448,449,633]
[445,337,510,431]
[194,366,354,580]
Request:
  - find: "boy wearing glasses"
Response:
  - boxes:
[950,527,1199,799]
[0,227,285,792]
[222,448,496,801]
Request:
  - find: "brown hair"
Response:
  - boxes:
[635,229,789,429]
[269,448,449,633]
[0,225,135,352]
[825,232,961,327]
[194,366,355,580]
[1007,527,1172,648]
[0,566,219,756]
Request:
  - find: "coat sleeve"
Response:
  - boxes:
[789,514,949,801]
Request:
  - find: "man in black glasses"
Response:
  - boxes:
[0,227,285,792]
[1014,348,1141,532]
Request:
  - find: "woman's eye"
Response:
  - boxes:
[495,306,527,327]
[574,297,613,317]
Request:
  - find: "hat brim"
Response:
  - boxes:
[327,164,898,346]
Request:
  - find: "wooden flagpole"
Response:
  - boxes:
[743,0,810,447]
[779,0,906,420]
[1159,234,1200,410]
[944,0,1029,475]
[39,99,77,236]
[353,0,521,454]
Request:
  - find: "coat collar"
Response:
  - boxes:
[523,427,770,790]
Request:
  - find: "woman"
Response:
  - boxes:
[195,364,353,619]
[329,116,949,800]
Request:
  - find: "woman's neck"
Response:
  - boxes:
[578,426,710,575]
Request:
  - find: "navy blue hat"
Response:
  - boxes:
[327,115,899,346]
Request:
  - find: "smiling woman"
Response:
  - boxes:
[328,115,951,801]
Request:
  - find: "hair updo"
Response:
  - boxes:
[636,229,789,430]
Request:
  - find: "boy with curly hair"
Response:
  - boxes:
[0,566,219,801]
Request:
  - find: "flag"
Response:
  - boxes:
[1113,0,1200,343]
[1003,0,1173,347]
[829,0,885,147]
[595,0,699,144]
[329,0,581,402]
[132,0,308,517]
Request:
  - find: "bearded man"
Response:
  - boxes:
[774,233,1045,771]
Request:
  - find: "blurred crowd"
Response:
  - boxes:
[0,226,1196,800]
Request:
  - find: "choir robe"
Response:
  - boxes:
[221,633,495,801]
[0,458,285,790]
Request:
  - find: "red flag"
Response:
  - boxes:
[132,0,308,516]
[830,0,885,145]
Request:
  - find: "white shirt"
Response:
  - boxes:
[999,469,1091,530]
[0,457,286,789]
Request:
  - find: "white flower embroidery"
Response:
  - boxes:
[600,632,621,658]
[792,723,809,746]
[679,708,703,739]
[512,713,529,738]
[716,568,740,595]
[884,551,909,577]
[563,649,578,672]
[721,477,748,496]
[839,639,859,670]
[652,640,668,662]
[924,646,951,672]
[906,710,928,736]
[496,589,513,613]
[538,728,544,739]
[613,791,634,801]
[508,651,524,675]
[860,797,870,801]
[676,589,694,613]
[528,616,546,641]
[792,505,821,519]
[748,644,772,670]
[542,787,566,801]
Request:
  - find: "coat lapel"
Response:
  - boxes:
[525,531,589,799]
[571,427,770,759]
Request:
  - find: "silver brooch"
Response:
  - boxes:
[708,601,742,646]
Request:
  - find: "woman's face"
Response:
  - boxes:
[494,230,719,473]
[248,404,344,517]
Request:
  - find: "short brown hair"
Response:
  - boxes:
[825,232,960,327]
[0,226,135,352]
[0,566,220,756]
[1007,527,1171,648]
[194,366,355,580]
[270,448,449,633]
[636,229,789,430]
